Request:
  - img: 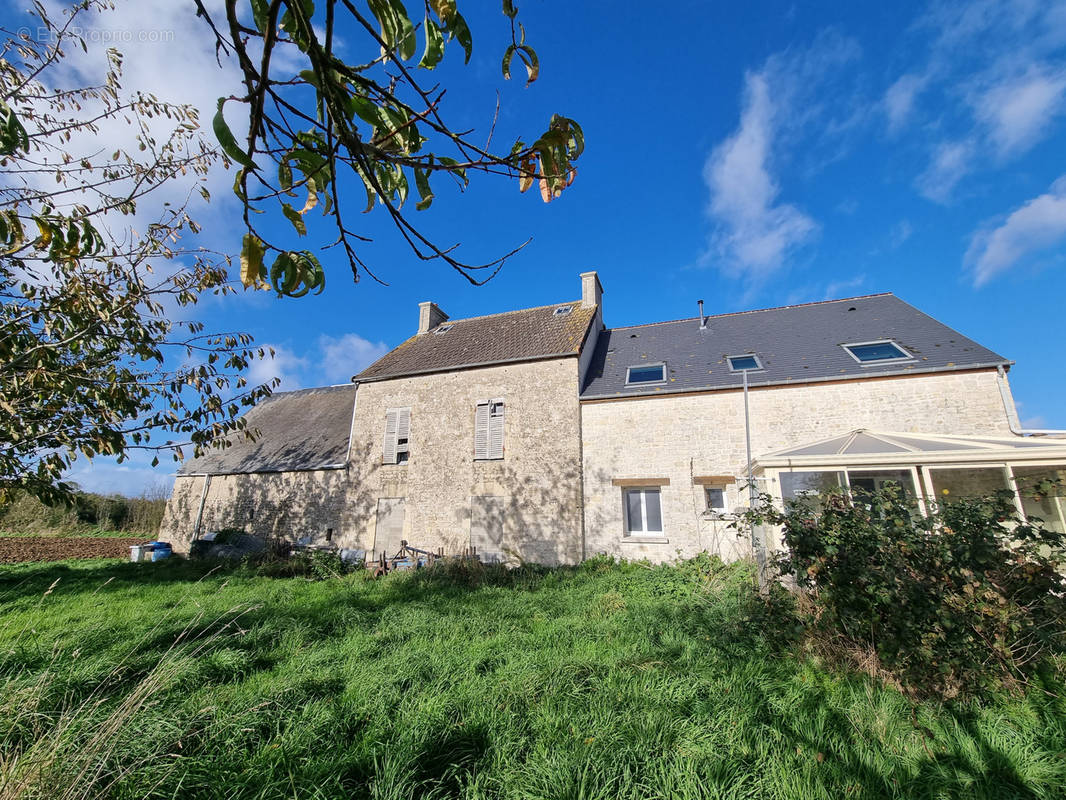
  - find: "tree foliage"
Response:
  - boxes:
[193,0,583,293]
[749,483,1066,697]
[0,1,274,504]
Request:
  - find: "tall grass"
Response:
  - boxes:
[0,555,1063,799]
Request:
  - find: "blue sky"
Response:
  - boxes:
[16,0,1066,494]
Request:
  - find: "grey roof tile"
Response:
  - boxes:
[355,302,596,382]
[178,384,356,475]
[580,293,1009,399]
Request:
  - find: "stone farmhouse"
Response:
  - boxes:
[160,272,1066,563]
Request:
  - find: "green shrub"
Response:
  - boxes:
[0,485,168,536]
[751,484,1066,697]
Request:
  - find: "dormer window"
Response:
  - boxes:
[843,340,912,364]
[434,324,454,335]
[727,354,762,372]
[553,305,573,316]
[626,363,666,384]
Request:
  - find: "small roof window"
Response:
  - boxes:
[553,304,574,316]
[843,340,912,364]
[434,324,454,335]
[727,354,763,372]
[626,363,666,385]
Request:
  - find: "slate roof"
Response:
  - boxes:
[355,301,597,382]
[580,293,1009,399]
[178,384,356,475]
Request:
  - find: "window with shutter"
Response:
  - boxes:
[474,399,504,460]
[383,407,411,464]
[474,402,489,460]
[395,407,410,463]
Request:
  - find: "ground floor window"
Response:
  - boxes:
[775,464,1066,533]
[624,488,663,535]
[1012,466,1066,534]
[780,469,919,499]
[704,486,729,514]
[780,470,846,502]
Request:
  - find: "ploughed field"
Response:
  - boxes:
[0,535,145,564]
[0,556,1064,799]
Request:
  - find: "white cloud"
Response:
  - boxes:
[24,1,245,250]
[916,139,976,203]
[889,219,914,248]
[65,462,176,498]
[973,66,1066,156]
[318,333,389,383]
[247,344,308,391]
[702,73,818,278]
[245,334,390,390]
[822,275,867,300]
[894,1,1066,201]
[699,32,864,281]
[966,176,1066,285]
[883,73,928,134]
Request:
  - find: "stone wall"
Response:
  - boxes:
[159,468,350,553]
[581,369,1014,563]
[345,357,584,565]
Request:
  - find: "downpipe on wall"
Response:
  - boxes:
[997,366,1066,438]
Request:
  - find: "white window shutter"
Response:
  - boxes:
[474,402,489,460]
[383,409,398,464]
[487,400,504,460]
[396,407,410,441]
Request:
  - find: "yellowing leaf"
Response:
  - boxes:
[240,233,266,289]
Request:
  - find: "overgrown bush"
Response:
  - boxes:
[751,484,1066,697]
[0,485,168,536]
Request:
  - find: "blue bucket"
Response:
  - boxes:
[150,542,172,562]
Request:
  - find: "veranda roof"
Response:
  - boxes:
[754,429,1066,469]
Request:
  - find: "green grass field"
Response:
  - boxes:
[1,555,1064,799]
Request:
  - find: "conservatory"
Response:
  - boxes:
[752,430,1066,533]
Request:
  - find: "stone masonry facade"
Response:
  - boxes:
[161,468,350,553]
[346,357,584,564]
[160,278,1042,567]
[580,369,1014,562]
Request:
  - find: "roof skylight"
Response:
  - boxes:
[626,363,666,385]
[727,354,762,372]
[843,340,911,363]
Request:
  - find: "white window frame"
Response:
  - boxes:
[474,398,505,461]
[624,487,664,535]
[625,363,666,385]
[841,339,913,365]
[727,353,763,372]
[553,304,573,316]
[434,324,454,335]
[383,407,411,465]
[704,486,731,515]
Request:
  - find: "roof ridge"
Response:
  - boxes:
[438,299,582,325]
[263,384,355,399]
[607,293,894,332]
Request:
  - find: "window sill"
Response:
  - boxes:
[621,535,670,544]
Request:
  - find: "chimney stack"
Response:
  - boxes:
[698,299,707,330]
[418,301,449,335]
[580,270,602,309]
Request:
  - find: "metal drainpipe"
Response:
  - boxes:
[192,474,211,541]
[996,366,1066,437]
[742,369,767,589]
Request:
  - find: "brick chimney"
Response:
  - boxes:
[580,271,602,309]
[418,301,449,334]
